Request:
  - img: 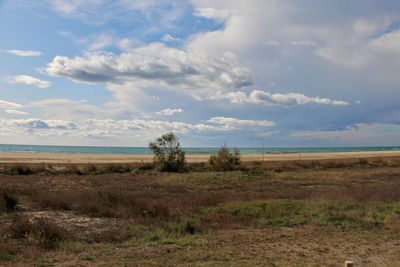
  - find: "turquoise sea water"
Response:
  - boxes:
[0,144,399,155]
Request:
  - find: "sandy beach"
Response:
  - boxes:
[0,150,399,164]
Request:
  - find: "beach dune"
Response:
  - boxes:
[0,151,399,164]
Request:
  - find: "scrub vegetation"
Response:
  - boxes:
[208,145,241,171]
[1,156,400,266]
[149,132,187,172]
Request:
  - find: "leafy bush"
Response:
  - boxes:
[149,132,186,172]
[209,145,241,171]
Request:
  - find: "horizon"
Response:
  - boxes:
[0,143,399,150]
[1,1,400,147]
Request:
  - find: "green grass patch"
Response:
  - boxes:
[36,258,56,267]
[60,241,85,254]
[0,251,21,262]
[204,199,400,228]
[124,220,208,248]
[176,171,274,186]
[82,253,96,262]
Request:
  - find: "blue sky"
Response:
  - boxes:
[1,0,400,147]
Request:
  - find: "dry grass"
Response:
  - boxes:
[10,214,68,249]
[1,156,400,265]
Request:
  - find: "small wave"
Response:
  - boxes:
[14,151,37,153]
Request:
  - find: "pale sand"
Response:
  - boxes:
[0,151,399,164]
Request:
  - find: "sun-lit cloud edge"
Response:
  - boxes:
[1,49,42,56]
[5,75,51,88]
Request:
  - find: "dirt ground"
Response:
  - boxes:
[1,157,400,266]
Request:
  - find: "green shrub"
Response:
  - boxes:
[209,145,241,171]
[82,254,96,262]
[149,132,186,172]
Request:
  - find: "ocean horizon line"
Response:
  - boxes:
[0,144,399,155]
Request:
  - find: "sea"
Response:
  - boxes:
[0,144,399,155]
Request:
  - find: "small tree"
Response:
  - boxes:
[209,145,241,171]
[149,132,186,172]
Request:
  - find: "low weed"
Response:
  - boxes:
[124,227,207,247]
[38,192,72,210]
[204,199,400,228]
[36,258,56,267]
[3,164,33,175]
[82,253,96,262]
[89,228,128,243]
[64,165,83,175]
[124,215,207,247]
[0,244,21,262]
[10,215,67,249]
[102,164,131,174]
[60,241,84,254]
[0,251,21,262]
[37,188,171,219]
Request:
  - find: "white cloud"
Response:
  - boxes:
[2,49,42,56]
[45,43,252,92]
[187,1,400,92]
[47,0,105,15]
[291,40,317,47]
[28,98,110,120]
[44,3,356,111]
[6,75,51,88]
[4,110,28,115]
[88,33,113,50]
[248,90,348,106]
[266,41,280,47]
[193,7,231,21]
[257,131,279,137]
[49,0,79,14]
[59,31,142,52]
[156,108,183,116]
[161,34,181,42]
[206,90,348,106]
[40,0,189,27]
[207,117,275,128]
[352,17,391,36]
[0,115,275,144]
[205,90,247,103]
[314,17,400,77]
[117,38,142,51]
[0,99,22,109]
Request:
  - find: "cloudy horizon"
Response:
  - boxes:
[1,1,399,147]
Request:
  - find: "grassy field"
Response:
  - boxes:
[1,157,400,266]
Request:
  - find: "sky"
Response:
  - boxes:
[0,0,400,147]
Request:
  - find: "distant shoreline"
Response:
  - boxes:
[0,144,399,155]
[0,150,400,164]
